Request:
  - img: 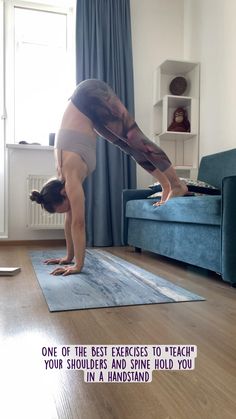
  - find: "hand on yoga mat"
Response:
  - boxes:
[44,257,73,265]
[50,264,82,276]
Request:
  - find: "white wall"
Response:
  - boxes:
[184,0,236,158]
[130,0,185,187]
[6,146,64,241]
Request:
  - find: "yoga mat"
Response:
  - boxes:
[30,249,205,312]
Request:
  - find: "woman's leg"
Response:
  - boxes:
[90,123,174,203]
[124,123,188,203]
[71,79,187,202]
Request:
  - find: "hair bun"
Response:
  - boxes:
[30,190,43,204]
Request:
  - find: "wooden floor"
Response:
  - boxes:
[0,243,236,419]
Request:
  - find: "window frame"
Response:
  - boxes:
[0,0,7,236]
[5,0,75,144]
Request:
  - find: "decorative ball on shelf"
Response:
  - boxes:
[168,107,190,132]
[169,76,188,96]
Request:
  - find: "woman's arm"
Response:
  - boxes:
[64,210,74,261]
[50,175,86,276]
[44,211,74,266]
[69,180,86,271]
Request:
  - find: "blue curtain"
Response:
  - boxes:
[75,0,136,246]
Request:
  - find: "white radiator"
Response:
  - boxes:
[27,175,64,229]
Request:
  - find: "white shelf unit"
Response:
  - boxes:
[153,60,200,178]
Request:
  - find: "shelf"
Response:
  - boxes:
[167,95,191,108]
[153,59,200,171]
[154,95,192,108]
[6,144,53,151]
[174,165,198,180]
[153,60,200,103]
[159,60,199,75]
[158,131,196,141]
[175,165,193,170]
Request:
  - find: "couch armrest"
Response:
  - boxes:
[221,175,236,284]
[122,189,151,245]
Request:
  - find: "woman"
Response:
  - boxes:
[30,79,187,276]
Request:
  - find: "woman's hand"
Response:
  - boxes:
[50,264,82,276]
[44,257,73,265]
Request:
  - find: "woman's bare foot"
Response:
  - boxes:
[166,181,188,200]
[153,181,188,206]
[151,165,188,206]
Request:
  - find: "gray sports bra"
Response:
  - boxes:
[55,128,96,175]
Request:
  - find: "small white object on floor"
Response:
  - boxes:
[0,267,21,276]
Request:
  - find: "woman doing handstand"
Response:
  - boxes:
[30,79,187,276]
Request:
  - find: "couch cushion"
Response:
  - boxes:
[148,179,220,195]
[126,196,221,226]
[198,148,236,189]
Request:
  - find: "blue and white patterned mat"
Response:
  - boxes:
[30,249,205,312]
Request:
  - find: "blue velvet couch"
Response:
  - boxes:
[122,149,236,285]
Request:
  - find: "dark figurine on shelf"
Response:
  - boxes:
[168,107,190,132]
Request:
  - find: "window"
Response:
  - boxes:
[0,0,6,235]
[6,1,75,145]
